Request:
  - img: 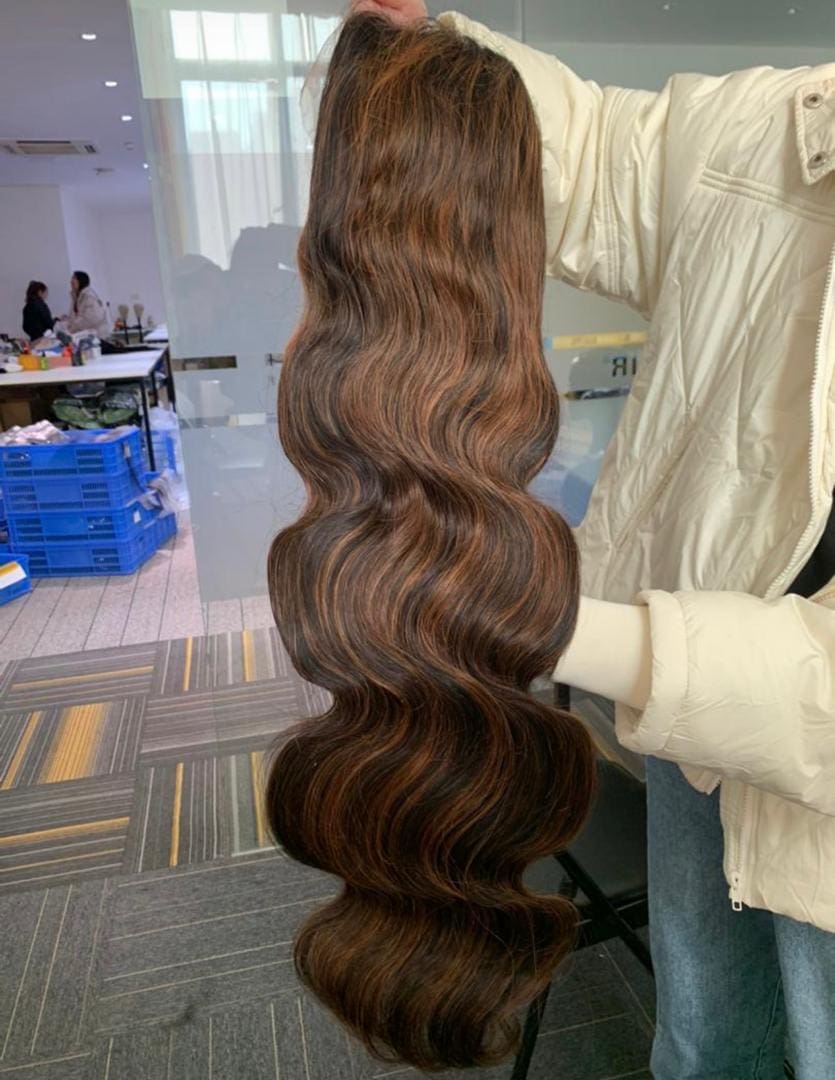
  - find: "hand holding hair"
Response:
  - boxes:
[349,0,427,25]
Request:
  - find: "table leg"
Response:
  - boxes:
[140,380,156,472]
[163,348,177,409]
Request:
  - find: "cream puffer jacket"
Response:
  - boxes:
[442,13,835,932]
[66,286,110,340]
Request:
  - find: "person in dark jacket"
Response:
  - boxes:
[22,281,56,340]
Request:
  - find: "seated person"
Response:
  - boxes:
[22,280,56,341]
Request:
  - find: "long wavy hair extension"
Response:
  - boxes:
[267,13,596,1071]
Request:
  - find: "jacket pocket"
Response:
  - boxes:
[614,421,696,552]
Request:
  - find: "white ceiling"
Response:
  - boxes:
[0,0,150,207]
[0,0,830,211]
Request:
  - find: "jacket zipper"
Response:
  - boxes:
[727,243,835,913]
[764,241,835,601]
[728,785,751,912]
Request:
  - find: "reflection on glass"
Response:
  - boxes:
[170,10,272,63]
[280,13,341,65]
[181,79,283,268]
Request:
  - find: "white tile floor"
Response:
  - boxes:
[0,519,275,660]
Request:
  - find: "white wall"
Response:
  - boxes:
[60,188,108,307]
[94,206,166,328]
[62,196,165,329]
[0,186,72,337]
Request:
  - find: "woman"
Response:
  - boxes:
[64,271,109,339]
[356,3,835,1078]
[22,281,55,341]
[268,14,595,1071]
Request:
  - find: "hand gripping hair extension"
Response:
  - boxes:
[267,13,596,1071]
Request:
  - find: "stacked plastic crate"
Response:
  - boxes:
[0,428,177,577]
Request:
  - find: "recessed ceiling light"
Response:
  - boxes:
[787,5,799,12]
[81,33,97,41]
[121,114,133,122]
[104,80,118,88]
[142,162,149,169]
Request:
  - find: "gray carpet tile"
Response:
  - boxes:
[0,699,145,790]
[139,689,218,764]
[0,646,158,711]
[151,629,292,698]
[0,880,106,1069]
[527,1015,652,1080]
[140,680,301,766]
[603,938,656,1028]
[541,945,651,1035]
[0,777,133,894]
[213,680,306,754]
[90,991,373,1080]
[93,856,339,1034]
[0,1051,95,1079]
[123,749,276,874]
[0,630,655,1079]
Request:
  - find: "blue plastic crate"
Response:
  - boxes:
[2,470,147,513]
[154,509,177,548]
[0,554,32,606]
[23,511,177,578]
[0,428,144,481]
[7,499,160,546]
[145,430,178,474]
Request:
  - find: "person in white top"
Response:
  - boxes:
[63,271,109,340]
[353,1,835,1077]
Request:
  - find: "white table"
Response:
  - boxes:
[0,349,176,471]
[144,324,169,344]
[0,350,164,388]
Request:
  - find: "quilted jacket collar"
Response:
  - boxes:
[796,79,835,185]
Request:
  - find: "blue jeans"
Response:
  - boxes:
[646,757,835,1080]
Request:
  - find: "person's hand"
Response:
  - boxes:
[350,0,428,26]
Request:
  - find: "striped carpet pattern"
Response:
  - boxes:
[0,628,654,1080]
[0,629,317,894]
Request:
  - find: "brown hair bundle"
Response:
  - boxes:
[267,14,595,1070]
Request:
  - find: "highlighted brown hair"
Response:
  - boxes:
[267,13,595,1070]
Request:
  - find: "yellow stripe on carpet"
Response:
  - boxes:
[0,817,129,848]
[170,761,184,867]
[0,848,123,874]
[242,630,255,684]
[1,711,43,789]
[182,638,193,693]
[251,751,268,848]
[14,666,153,691]
[39,703,108,784]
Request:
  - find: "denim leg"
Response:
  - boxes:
[774,913,835,1080]
[646,757,786,1080]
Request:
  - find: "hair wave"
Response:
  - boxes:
[267,14,596,1070]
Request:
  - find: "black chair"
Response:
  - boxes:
[512,751,651,1080]
[512,686,797,1080]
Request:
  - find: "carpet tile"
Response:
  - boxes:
[0,880,106,1069]
[0,777,133,893]
[1,646,157,711]
[93,857,337,1033]
[0,627,654,1077]
[0,699,144,789]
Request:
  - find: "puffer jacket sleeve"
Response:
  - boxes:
[439,11,674,317]
[616,589,835,816]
